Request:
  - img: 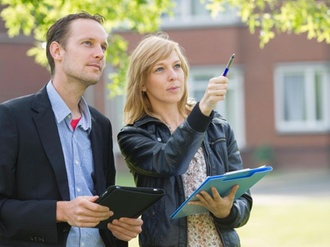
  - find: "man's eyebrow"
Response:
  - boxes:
[79,37,106,42]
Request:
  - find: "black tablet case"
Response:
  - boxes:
[95,185,165,228]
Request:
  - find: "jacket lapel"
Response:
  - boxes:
[89,114,107,195]
[32,87,70,200]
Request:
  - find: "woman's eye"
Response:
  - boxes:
[174,64,181,69]
[155,67,164,72]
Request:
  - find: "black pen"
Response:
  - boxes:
[222,53,235,76]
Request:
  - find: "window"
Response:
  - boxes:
[274,63,330,133]
[189,66,246,147]
[161,0,240,28]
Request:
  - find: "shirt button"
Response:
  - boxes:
[75,160,79,165]
[157,137,162,142]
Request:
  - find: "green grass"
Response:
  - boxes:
[116,171,135,186]
[237,197,330,247]
[116,172,330,247]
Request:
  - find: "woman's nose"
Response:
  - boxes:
[168,68,178,80]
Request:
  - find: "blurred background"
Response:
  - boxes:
[1,0,329,246]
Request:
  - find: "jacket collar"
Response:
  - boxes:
[31,86,70,200]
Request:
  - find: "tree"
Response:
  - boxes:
[1,0,330,96]
[0,0,173,96]
[206,0,330,48]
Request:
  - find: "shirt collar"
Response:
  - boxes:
[46,81,92,132]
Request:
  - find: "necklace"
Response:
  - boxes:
[165,123,173,132]
[161,117,184,133]
[162,121,173,132]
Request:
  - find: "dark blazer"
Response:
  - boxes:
[0,86,126,247]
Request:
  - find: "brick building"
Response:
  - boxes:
[1,2,329,171]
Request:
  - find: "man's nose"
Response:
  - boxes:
[94,46,105,60]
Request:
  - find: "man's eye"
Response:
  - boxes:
[83,41,92,45]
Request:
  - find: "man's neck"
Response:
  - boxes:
[51,78,86,117]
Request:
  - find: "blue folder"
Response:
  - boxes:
[170,165,273,219]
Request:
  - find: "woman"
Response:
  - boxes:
[117,32,252,247]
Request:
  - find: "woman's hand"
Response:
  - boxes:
[188,185,239,218]
[199,75,228,116]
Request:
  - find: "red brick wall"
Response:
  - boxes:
[119,27,330,170]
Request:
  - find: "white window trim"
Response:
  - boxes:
[274,62,330,134]
[189,65,246,147]
[161,0,241,29]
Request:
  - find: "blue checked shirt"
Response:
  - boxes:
[47,82,105,247]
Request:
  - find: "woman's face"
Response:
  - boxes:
[144,50,185,109]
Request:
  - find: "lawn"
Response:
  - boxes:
[236,196,330,247]
[116,172,330,247]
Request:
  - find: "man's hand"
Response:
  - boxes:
[107,217,143,241]
[56,196,113,227]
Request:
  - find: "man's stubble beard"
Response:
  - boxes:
[66,67,102,89]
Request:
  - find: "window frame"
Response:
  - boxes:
[189,65,246,147]
[274,62,330,134]
[161,0,241,29]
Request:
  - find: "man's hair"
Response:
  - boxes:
[46,12,105,76]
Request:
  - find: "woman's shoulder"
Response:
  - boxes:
[212,110,229,124]
[120,115,162,132]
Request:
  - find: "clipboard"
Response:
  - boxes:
[170,165,273,219]
[95,185,165,228]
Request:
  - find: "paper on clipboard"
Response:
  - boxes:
[170,165,273,219]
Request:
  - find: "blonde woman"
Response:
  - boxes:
[118,32,252,247]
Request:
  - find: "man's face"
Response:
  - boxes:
[58,19,108,86]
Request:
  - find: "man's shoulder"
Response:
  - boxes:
[1,93,35,109]
[88,105,105,117]
[1,86,47,108]
[88,105,111,124]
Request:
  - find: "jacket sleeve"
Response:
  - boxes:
[0,103,60,243]
[117,103,213,177]
[211,116,253,229]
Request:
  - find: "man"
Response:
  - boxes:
[0,12,142,246]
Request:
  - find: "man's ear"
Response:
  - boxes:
[49,41,62,61]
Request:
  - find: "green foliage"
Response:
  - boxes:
[0,0,174,96]
[253,144,274,165]
[206,0,330,48]
[1,0,330,97]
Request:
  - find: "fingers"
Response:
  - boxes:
[64,196,113,227]
[199,75,228,116]
[228,184,239,200]
[206,77,228,102]
[188,185,239,219]
[108,218,143,241]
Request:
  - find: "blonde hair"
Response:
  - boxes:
[123,32,193,124]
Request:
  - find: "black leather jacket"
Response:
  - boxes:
[117,103,252,247]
